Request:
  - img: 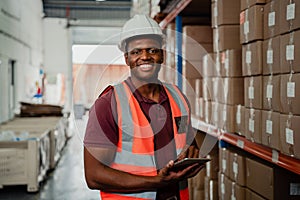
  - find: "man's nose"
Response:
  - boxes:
[140,50,151,59]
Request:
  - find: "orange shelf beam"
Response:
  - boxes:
[191,116,300,175]
[159,0,192,29]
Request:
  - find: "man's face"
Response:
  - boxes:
[125,37,163,82]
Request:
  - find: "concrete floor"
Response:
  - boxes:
[0,118,100,200]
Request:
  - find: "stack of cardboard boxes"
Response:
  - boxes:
[181,25,213,115]
[219,147,300,199]
[240,0,300,159]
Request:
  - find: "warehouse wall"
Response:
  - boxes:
[0,0,44,123]
[43,18,72,111]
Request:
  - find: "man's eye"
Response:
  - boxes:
[148,48,160,54]
[130,50,140,55]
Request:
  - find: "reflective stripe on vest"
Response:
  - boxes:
[100,81,190,200]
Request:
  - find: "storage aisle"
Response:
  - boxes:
[0,118,99,200]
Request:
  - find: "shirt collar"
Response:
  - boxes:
[125,77,168,104]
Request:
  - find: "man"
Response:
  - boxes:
[84,14,203,200]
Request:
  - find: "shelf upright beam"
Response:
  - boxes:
[175,15,182,90]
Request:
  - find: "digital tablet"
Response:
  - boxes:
[172,158,211,171]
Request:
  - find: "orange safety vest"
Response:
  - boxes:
[100,81,190,200]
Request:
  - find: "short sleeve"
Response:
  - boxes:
[83,89,119,148]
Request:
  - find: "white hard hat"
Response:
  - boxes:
[118,14,164,52]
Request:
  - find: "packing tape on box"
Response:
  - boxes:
[246,45,252,75]
[249,108,255,142]
[231,182,237,200]
[267,75,273,109]
[287,72,295,113]
[287,32,295,72]
[215,53,221,76]
[233,154,238,181]
[268,1,276,37]
[267,110,273,145]
[267,38,274,73]
[285,113,295,156]
[287,1,296,31]
[244,9,249,43]
[223,78,228,105]
[249,77,254,107]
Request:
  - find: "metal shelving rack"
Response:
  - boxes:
[191,116,300,175]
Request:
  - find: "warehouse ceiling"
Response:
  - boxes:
[42,0,211,44]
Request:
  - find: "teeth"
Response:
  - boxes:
[139,64,153,69]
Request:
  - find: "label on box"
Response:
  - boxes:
[287,82,295,98]
[222,159,226,171]
[240,11,245,24]
[286,45,295,61]
[266,120,273,134]
[249,119,255,133]
[237,139,244,149]
[285,128,294,145]
[225,58,229,70]
[223,109,227,121]
[268,12,276,27]
[287,3,296,20]
[290,183,300,195]
[248,86,254,99]
[246,50,252,64]
[236,109,241,125]
[221,183,225,194]
[267,84,273,99]
[244,21,249,34]
[272,150,279,163]
[233,161,238,175]
[267,50,273,64]
[214,5,218,18]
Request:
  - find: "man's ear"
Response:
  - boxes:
[124,53,129,65]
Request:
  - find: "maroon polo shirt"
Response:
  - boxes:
[84,77,194,199]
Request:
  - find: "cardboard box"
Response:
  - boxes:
[229,151,246,186]
[193,167,206,190]
[204,176,218,200]
[218,103,236,133]
[195,97,204,120]
[244,76,263,109]
[242,41,263,76]
[245,108,262,143]
[182,60,203,79]
[204,100,212,124]
[186,94,196,115]
[264,0,280,39]
[229,181,246,200]
[246,157,300,200]
[279,114,300,159]
[280,0,300,34]
[211,0,241,27]
[262,75,281,112]
[206,153,219,180]
[213,25,241,52]
[240,5,264,44]
[280,30,300,74]
[241,0,266,11]
[183,25,213,44]
[211,101,219,127]
[203,78,213,101]
[235,104,245,136]
[219,148,230,177]
[202,53,216,77]
[219,77,244,105]
[212,77,220,102]
[261,110,280,150]
[183,78,202,97]
[245,188,267,200]
[182,43,213,61]
[219,49,242,77]
[193,188,205,200]
[263,36,281,75]
[280,73,300,115]
[218,172,231,200]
